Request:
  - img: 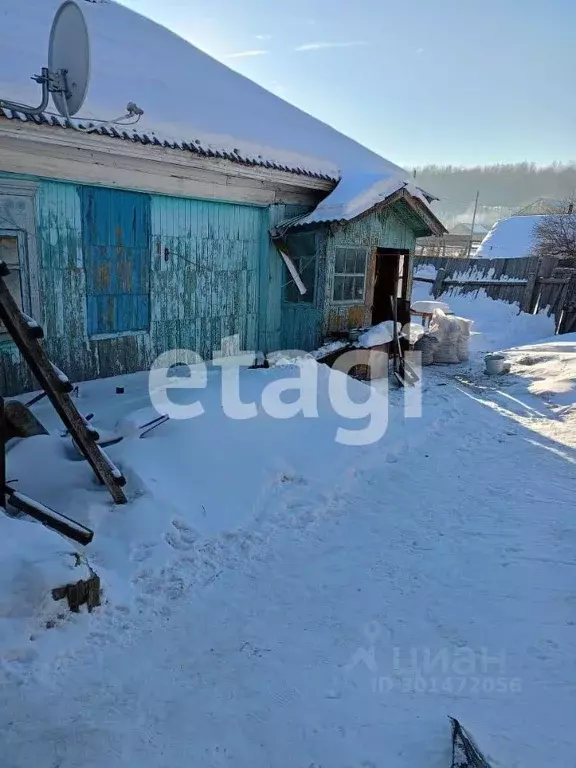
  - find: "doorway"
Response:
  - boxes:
[371,248,410,327]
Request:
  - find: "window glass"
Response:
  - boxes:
[333,247,367,301]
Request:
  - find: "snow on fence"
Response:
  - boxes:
[413,255,576,332]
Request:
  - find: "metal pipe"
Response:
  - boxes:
[0,69,50,116]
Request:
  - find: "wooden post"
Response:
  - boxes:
[558,273,576,333]
[432,268,446,299]
[554,279,571,333]
[467,190,480,257]
[521,257,541,313]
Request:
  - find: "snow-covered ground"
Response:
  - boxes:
[1,338,576,767]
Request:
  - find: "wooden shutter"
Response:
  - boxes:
[81,187,151,335]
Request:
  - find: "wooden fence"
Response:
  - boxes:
[413,255,576,333]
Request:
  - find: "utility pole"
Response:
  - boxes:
[468,190,480,257]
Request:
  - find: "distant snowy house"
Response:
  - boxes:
[475,214,572,259]
[450,222,489,237]
[0,0,445,393]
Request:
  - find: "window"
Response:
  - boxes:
[284,232,316,303]
[0,234,24,336]
[333,247,368,302]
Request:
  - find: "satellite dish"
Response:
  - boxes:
[48,1,91,117]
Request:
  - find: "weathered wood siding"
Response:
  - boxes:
[276,202,419,350]
[150,196,265,360]
[413,254,571,328]
[0,180,90,393]
[323,203,416,335]
[0,176,271,394]
[263,204,319,353]
[81,187,151,336]
[0,173,427,392]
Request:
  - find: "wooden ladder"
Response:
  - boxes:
[0,260,127,506]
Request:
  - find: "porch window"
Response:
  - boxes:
[0,234,24,336]
[284,232,316,303]
[333,247,368,302]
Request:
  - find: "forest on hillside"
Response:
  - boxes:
[412,163,576,230]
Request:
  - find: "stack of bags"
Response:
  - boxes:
[413,309,472,366]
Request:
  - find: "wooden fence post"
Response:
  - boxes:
[558,273,576,333]
[432,268,446,299]
[521,257,541,313]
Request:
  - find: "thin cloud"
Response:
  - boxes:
[416,47,424,54]
[295,41,369,52]
[255,34,272,40]
[224,49,269,59]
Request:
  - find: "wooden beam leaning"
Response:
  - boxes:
[5,486,94,546]
[0,262,127,504]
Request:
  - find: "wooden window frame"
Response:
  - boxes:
[332,246,369,304]
[0,179,41,340]
[0,229,30,340]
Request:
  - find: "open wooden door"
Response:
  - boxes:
[372,248,410,326]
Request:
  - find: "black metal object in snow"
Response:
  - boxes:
[139,414,170,438]
[25,390,48,408]
[0,260,127,504]
[450,718,492,768]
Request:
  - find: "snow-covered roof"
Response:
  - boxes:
[0,0,414,185]
[450,222,489,236]
[287,174,417,225]
[276,172,444,234]
[475,214,575,259]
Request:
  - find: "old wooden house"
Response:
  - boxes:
[0,0,445,394]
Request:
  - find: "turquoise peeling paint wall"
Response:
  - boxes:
[0,177,273,394]
[150,196,265,360]
[0,173,425,394]
[278,203,417,351]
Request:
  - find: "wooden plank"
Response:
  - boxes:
[81,187,151,336]
[0,120,334,193]
[444,279,528,287]
[535,277,572,286]
[5,487,94,546]
[0,128,329,209]
[0,264,127,504]
[520,257,542,313]
[432,268,446,298]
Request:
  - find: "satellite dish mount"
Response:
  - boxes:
[0,1,90,119]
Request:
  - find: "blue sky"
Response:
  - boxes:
[120,0,575,168]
